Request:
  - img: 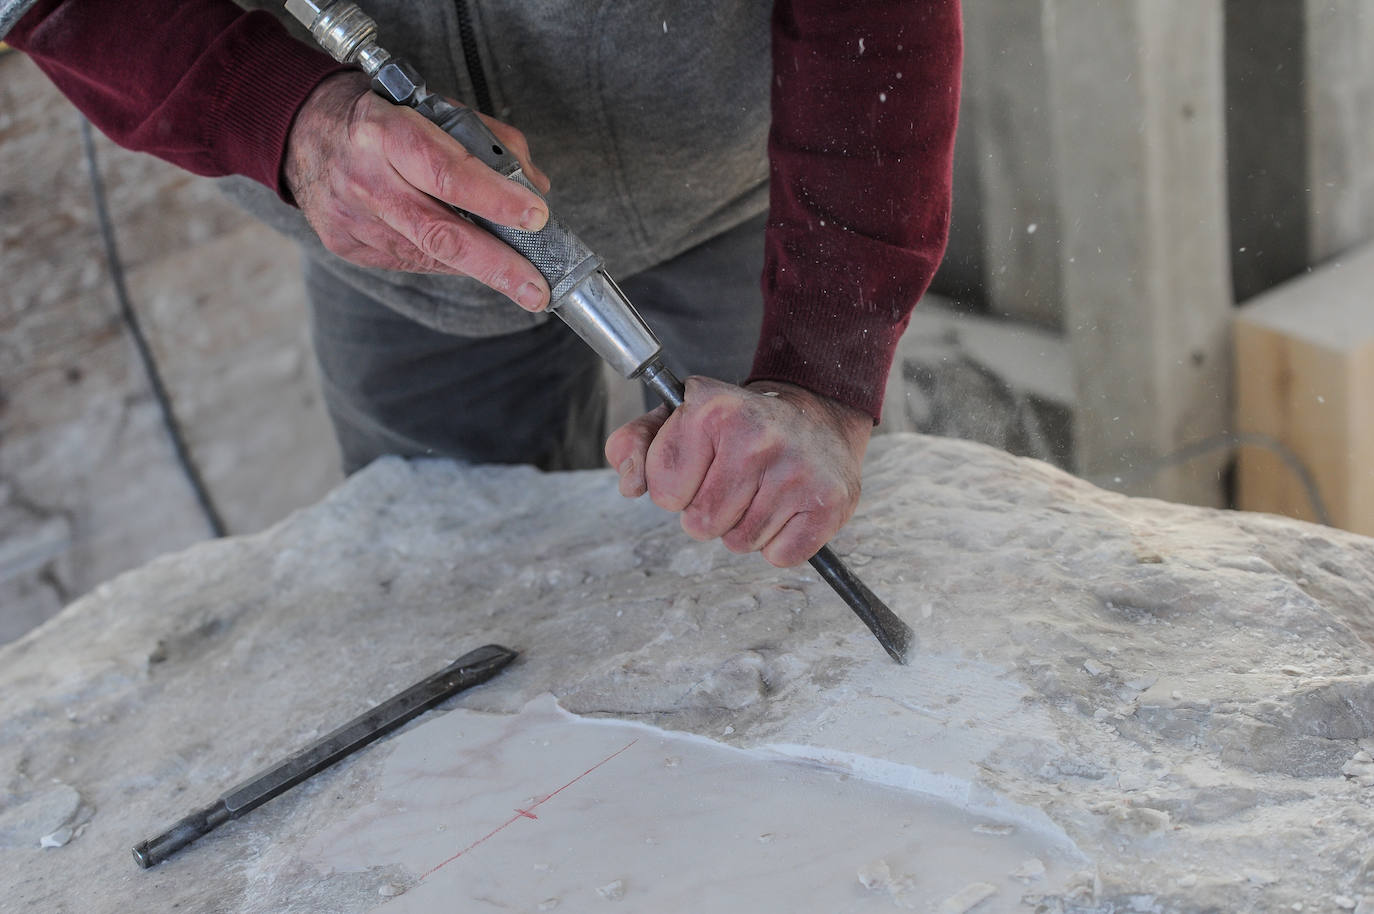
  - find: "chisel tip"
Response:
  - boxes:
[808,546,917,665]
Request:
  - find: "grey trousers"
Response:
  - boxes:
[307,214,766,474]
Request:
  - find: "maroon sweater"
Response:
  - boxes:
[9,0,960,421]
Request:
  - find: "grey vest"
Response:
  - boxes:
[227,0,773,337]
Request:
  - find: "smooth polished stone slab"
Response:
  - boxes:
[291,695,1081,912]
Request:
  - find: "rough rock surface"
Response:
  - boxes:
[3,434,1374,912]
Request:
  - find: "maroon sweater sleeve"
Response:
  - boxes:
[748,0,962,422]
[7,0,348,197]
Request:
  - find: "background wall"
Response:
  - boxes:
[0,52,340,641]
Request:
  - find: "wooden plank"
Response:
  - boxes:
[1235,244,1374,535]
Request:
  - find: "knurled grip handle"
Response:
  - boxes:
[427,101,602,302]
[383,80,661,378]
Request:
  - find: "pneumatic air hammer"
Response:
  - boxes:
[284,0,915,663]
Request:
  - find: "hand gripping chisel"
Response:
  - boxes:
[284,0,915,663]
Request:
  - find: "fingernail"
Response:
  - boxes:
[521,206,548,231]
[516,282,546,310]
[618,458,634,476]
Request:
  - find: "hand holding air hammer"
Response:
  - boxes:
[284,0,913,661]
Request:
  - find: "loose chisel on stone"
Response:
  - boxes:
[132,644,517,868]
[285,0,916,663]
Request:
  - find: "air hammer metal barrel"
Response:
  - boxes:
[285,0,915,663]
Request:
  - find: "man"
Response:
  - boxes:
[5,0,961,568]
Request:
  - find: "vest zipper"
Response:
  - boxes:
[454,0,495,115]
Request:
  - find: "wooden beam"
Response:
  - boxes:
[1235,244,1374,536]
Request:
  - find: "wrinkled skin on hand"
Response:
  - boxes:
[604,378,873,568]
[283,71,554,310]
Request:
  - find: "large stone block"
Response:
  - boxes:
[2,436,1372,910]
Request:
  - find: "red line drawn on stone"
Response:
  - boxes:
[419,738,640,881]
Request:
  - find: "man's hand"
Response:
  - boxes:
[604,378,872,568]
[284,71,554,310]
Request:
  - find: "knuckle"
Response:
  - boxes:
[481,264,518,295]
[416,220,465,264]
[618,473,647,498]
[430,148,478,204]
[795,517,830,553]
[724,517,763,554]
[429,159,457,202]
[679,511,714,542]
[765,529,817,568]
[603,439,625,467]
[606,424,646,465]
[340,174,373,205]
[629,421,657,450]
[819,477,849,509]
[681,494,728,539]
[353,118,389,156]
[721,531,752,554]
[650,488,687,513]
[761,543,790,568]
[390,240,433,272]
[652,439,683,474]
[319,229,355,257]
[344,84,376,122]
[696,387,741,417]
[749,430,787,465]
[648,471,691,512]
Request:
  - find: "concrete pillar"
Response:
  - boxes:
[1225,0,1308,302]
[1304,0,1374,262]
[1044,0,1233,507]
[962,0,1063,328]
[1227,0,1374,301]
[928,36,986,306]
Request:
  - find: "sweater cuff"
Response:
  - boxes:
[200,12,350,200]
[746,288,909,424]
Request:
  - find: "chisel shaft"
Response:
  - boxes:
[132,643,517,868]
